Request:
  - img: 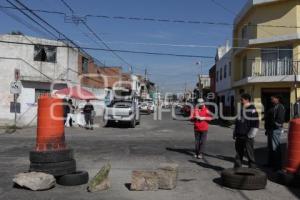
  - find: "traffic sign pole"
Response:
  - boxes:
[14,94,17,127]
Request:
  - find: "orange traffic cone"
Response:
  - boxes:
[35,95,66,151]
[285,118,300,173]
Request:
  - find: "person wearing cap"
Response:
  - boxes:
[233,93,259,168]
[191,98,212,159]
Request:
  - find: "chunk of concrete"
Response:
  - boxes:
[87,163,111,192]
[158,163,178,190]
[130,170,159,191]
[13,172,55,191]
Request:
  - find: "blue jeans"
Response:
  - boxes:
[267,128,282,170]
[194,131,207,156]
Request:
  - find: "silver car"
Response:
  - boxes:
[103,99,140,128]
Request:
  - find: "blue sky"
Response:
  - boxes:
[0,0,247,92]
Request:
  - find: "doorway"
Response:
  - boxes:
[261,88,290,122]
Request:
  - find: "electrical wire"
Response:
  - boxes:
[9,0,105,66]
[60,0,74,14]
[1,5,300,29]
[58,0,137,73]
[209,0,236,16]
[1,39,299,63]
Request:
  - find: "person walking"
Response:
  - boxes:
[233,93,259,168]
[264,95,285,171]
[83,100,95,130]
[191,98,212,159]
[65,99,74,127]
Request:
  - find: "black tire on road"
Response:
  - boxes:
[221,168,267,190]
[56,171,89,186]
[30,160,76,177]
[130,118,136,128]
[29,149,74,163]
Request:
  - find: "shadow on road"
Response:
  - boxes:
[165,147,194,156]
[189,159,224,172]
[124,183,131,191]
[103,121,133,129]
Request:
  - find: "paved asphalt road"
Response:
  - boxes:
[0,112,299,200]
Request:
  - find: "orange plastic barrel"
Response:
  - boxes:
[285,118,300,173]
[36,95,66,151]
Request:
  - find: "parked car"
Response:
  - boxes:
[103,88,140,128]
[140,102,151,114]
[103,99,140,128]
[147,101,155,113]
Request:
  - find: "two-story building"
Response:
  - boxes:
[0,34,79,126]
[232,0,300,120]
[215,42,235,116]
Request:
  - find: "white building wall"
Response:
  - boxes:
[216,49,232,93]
[0,34,79,126]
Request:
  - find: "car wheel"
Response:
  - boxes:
[30,149,74,163]
[102,114,109,127]
[56,171,89,186]
[221,168,267,190]
[130,118,136,128]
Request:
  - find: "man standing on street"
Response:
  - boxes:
[233,93,259,168]
[191,98,212,159]
[264,95,285,171]
[83,100,95,130]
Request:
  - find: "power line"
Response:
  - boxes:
[0,39,215,58]
[102,40,294,51]
[1,39,298,61]
[0,6,52,38]
[59,0,135,72]
[0,5,65,15]
[60,0,74,14]
[82,21,134,67]
[8,0,105,66]
[1,4,300,29]
[207,0,276,40]
[209,0,236,16]
[6,0,58,39]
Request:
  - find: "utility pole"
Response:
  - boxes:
[184,82,187,103]
[196,61,203,98]
[144,68,148,81]
[130,66,133,74]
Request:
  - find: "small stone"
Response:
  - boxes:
[158,163,178,190]
[87,163,111,192]
[13,172,55,191]
[130,170,159,191]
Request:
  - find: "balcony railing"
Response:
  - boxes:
[249,59,297,77]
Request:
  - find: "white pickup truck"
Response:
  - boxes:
[103,98,140,128]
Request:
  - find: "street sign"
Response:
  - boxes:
[10,81,22,94]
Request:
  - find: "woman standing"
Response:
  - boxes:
[191,98,212,159]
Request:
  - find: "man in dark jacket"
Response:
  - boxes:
[83,100,95,130]
[233,93,259,168]
[264,95,285,171]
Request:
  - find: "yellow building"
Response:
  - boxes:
[232,0,300,120]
